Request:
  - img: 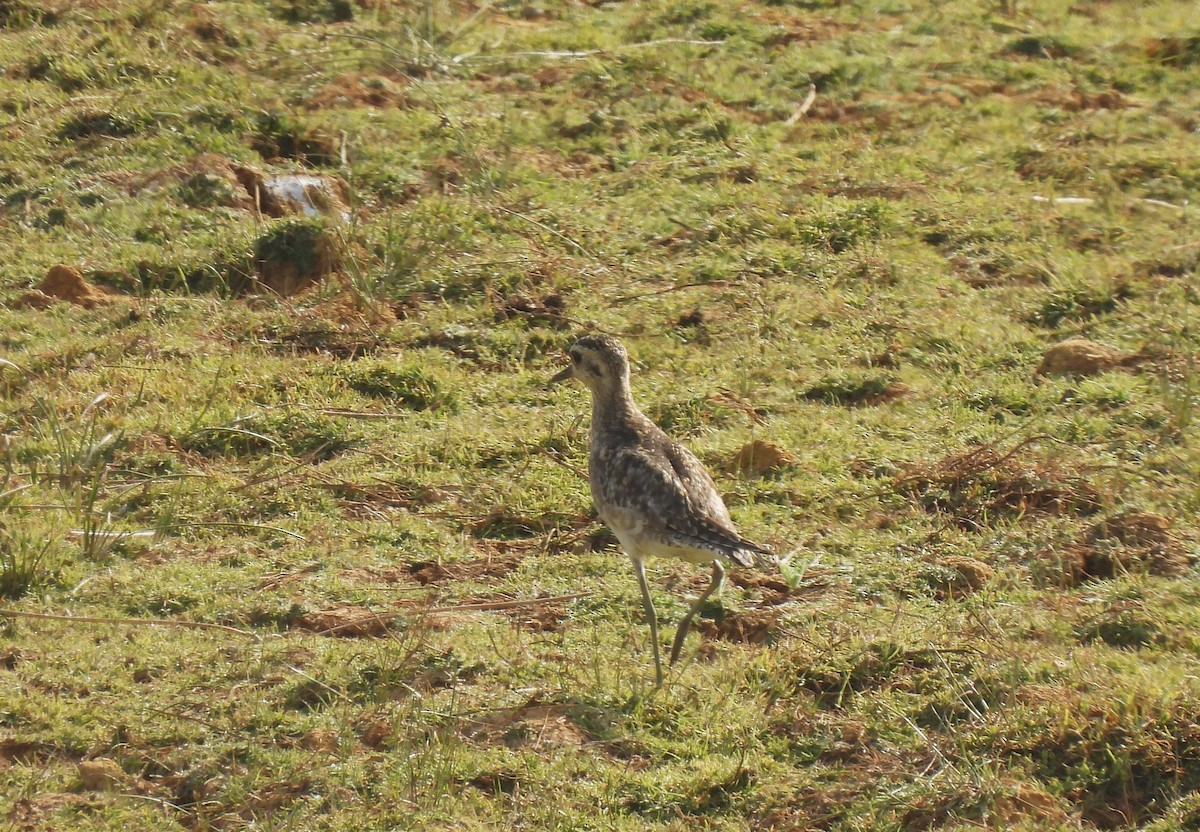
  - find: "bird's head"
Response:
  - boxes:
[549,334,631,393]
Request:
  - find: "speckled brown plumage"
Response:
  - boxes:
[551,333,773,685]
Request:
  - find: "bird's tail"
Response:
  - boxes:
[730,539,774,569]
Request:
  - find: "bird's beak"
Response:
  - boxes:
[547,363,575,387]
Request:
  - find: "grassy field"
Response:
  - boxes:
[2,0,1200,828]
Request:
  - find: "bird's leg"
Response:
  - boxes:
[670,559,725,666]
[632,557,663,687]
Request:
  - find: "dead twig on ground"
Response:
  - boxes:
[314,592,593,637]
[784,84,818,125]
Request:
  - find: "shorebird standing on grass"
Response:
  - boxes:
[550,334,773,686]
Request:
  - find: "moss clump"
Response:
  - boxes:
[803,372,897,406]
[339,362,453,412]
[180,411,357,460]
[254,219,340,296]
[1030,284,1129,327]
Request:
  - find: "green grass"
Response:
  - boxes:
[2,0,1199,829]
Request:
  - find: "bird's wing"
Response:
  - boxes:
[594,437,769,567]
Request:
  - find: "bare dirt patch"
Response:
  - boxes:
[696,608,783,648]
[729,571,800,605]
[1038,512,1192,586]
[461,700,592,750]
[0,738,57,764]
[793,90,963,127]
[7,793,97,830]
[1033,87,1133,111]
[292,605,394,637]
[406,552,522,586]
[303,73,419,110]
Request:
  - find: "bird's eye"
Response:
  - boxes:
[569,351,581,363]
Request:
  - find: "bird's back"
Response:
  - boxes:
[589,413,768,568]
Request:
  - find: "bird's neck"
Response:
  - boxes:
[591,380,643,432]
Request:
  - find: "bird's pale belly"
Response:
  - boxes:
[604,513,718,565]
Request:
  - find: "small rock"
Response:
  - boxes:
[1036,338,1134,377]
[77,759,126,791]
[728,440,798,476]
[235,168,351,221]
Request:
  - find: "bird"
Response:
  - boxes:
[550,333,773,686]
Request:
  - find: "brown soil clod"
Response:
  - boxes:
[407,560,449,585]
[922,556,996,600]
[727,440,798,476]
[493,292,567,328]
[15,265,113,310]
[77,759,127,792]
[676,308,705,328]
[1036,338,1145,377]
[406,553,520,586]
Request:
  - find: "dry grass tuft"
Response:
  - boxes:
[895,441,1102,529]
